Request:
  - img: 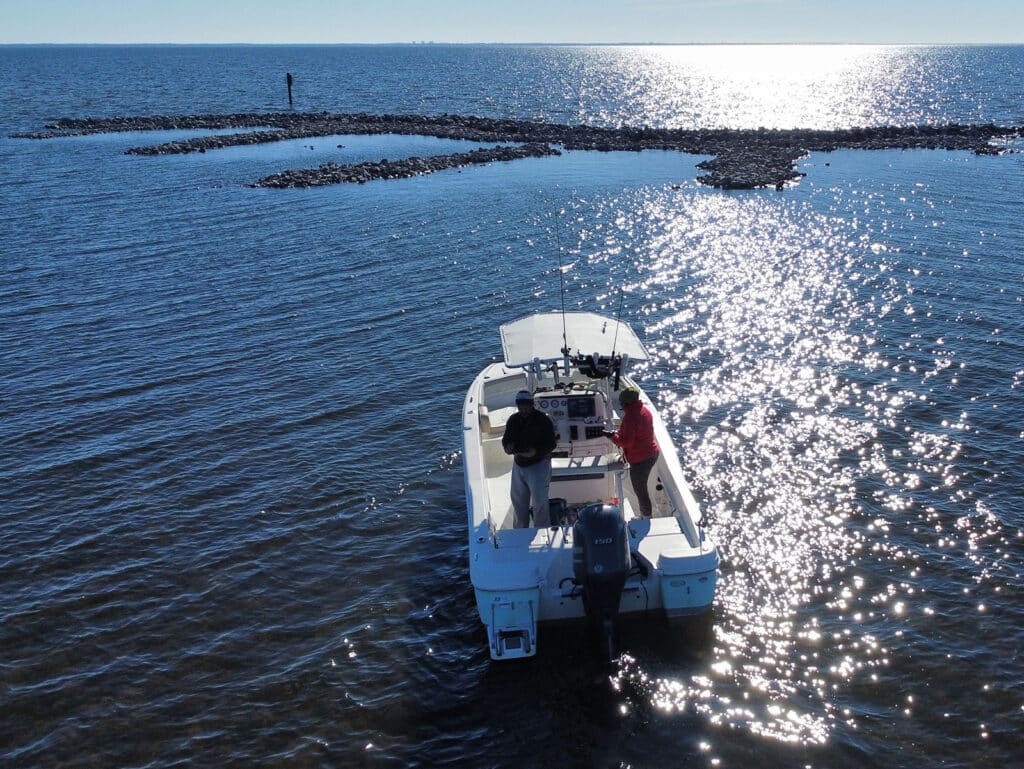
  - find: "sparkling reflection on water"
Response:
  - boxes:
[555,44,996,129]
[556,184,1023,764]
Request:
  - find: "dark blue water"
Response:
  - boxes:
[1,44,1022,769]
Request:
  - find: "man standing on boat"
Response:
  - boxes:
[502,390,558,528]
[604,388,660,518]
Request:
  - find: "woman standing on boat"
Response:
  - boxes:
[605,388,660,518]
[502,390,557,528]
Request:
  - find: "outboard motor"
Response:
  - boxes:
[573,502,630,660]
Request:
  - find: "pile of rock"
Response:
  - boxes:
[13,112,1021,190]
[250,143,561,188]
[696,145,808,189]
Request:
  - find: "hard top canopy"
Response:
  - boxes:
[500,311,649,368]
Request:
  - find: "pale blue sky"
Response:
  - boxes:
[2,0,1022,44]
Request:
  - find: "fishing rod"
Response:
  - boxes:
[554,213,569,360]
[609,285,625,390]
[610,285,624,359]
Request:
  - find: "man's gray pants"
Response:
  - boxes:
[511,458,551,528]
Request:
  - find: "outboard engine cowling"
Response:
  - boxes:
[572,503,630,659]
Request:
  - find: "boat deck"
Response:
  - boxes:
[482,435,677,530]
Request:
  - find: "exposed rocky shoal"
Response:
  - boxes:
[253,143,561,188]
[13,112,1021,190]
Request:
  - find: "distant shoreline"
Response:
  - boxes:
[13,111,1022,190]
[2,42,1023,47]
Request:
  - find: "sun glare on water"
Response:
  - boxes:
[561,187,930,750]
[571,44,940,129]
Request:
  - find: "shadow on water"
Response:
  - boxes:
[462,612,716,769]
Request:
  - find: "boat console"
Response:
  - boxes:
[533,386,611,458]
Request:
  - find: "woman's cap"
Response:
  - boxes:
[618,388,640,405]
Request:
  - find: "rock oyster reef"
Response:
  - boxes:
[14,112,1021,190]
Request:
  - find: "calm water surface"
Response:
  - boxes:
[1,45,1022,769]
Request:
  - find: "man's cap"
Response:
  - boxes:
[515,390,534,402]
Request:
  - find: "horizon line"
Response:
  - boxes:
[2,40,1022,47]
